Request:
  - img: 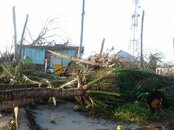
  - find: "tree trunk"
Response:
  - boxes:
[0,87,84,110]
[48,50,107,67]
[0,88,84,101]
[0,83,47,91]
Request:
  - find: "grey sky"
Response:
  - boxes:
[0,0,174,61]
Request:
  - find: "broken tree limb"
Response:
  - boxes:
[59,78,78,88]
[48,50,107,67]
[14,107,19,130]
[82,71,114,91]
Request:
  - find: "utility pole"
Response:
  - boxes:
[78,0,85,58]
[12,6,17,59]
[140,10,144,68]
[173,37,174,58]
[18,14,29,61]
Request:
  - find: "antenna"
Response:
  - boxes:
[129,0,141,56]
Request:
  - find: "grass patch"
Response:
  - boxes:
[113,102,150,123]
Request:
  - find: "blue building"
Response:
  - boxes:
[19,44,83,71]
[115,50,137,62]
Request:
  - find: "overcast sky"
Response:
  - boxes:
[0,0,174,61]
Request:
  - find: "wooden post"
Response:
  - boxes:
[78,0,85,58]
[18,14,29,61]
[12,6,17,59]
[173,37,174,58]
[99,38,105,58]
[140,10,144,69]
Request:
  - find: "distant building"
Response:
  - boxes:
[115,50,137,62]
[18,44,84,71]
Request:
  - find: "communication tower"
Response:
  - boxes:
[130,0,141,56]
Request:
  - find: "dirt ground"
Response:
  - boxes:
[0,102,149,130]
[32,102,143,130]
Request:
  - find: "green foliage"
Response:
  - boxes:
[29,71,59,81]
[114,68,170,101]
[146,52,164,71]
[149,107,174,122]
[113,103,150,123]
[74,68,174,123]
[19,56,32,68]
[159,86,174,106]
[0,56,35,84]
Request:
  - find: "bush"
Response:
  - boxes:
[113,102,150,123]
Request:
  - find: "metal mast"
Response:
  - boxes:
[130,0,140,56]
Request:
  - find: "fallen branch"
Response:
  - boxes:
[59,78,78,88]
[0,71,114,110]
[48,50,107,67]
[82,71,113,90]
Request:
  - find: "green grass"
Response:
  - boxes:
[113,102,150,123]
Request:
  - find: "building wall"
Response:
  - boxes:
[21,47,77,68]
[50,50,77,68]
[21,47,45,64]
[156,67,174,76]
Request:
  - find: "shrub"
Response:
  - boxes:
[113,102,150,123]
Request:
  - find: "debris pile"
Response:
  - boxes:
[0,46,174,129]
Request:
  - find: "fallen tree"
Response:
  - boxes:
[48,50,108,67]
[0,87,84,110]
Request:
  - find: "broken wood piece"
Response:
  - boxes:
[59,78,78,88]
[14,106,19,130]
[82,71,114,90]
[48,50,107,67]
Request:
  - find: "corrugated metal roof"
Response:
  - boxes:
[115,50,137,62]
